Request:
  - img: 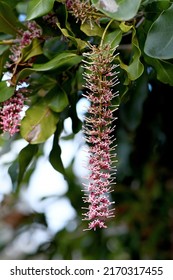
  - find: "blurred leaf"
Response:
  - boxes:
[0,49,10,78]
[144,4,173,59]
[20,101,59,144]
[91,0,142,21]
[0,1,23,35]
[47,86,69,113]
[18,144,39,185]
[43,37,68,59]
[8,160,19,191]
[145,56,173,86]
[26,0,55,20]
[0,82,14,102]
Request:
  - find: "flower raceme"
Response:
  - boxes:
[66,0,98,24]
[82,44,119,230]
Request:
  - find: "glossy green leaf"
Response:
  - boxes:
[103,29,122,49]
[33,52,82,72]
[0,81,14,102]
[91,0,142,21]
[120,29,144,81]
[0,2,23,35]
[18,144,39,185]
[144,4,173,59]
[47,86,69,113]
[26,0,55,20]
[20,101,59,144]
[21,39,43,62]
[16,52,82,81]
[145,56,173,86]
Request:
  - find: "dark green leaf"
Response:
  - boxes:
[91,0,142,21]
[20,101,59,144]
[0,81,14,102]
[49,143,66,176]
[144,4,173,59]
[0,2,23,35]
[8,160,18,191]
[145,56,173,86]
[43,37,68,59]
[0,49,10,78]
[47,86,69,113]
[18,144,39,185]
[49,122,66,176]
[26,0,55,20]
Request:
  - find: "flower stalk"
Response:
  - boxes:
[82,43,119,230]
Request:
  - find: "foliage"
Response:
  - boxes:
[0,0,173,259]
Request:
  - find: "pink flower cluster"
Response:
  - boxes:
[0,92,25,136]
[43,13,58,28]
[82,44,119,230]
[8,21,42,65]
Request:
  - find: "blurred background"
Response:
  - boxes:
[1,72,173,260]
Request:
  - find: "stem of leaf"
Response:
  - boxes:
[100,19,114,47]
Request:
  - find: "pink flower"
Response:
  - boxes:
[82,44,119,230]
[0,92,25,136]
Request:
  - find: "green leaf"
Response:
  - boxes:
[49,143,66,176]
[119,22,133,33]
[47,86,69,113]
[145,56,173,86]
[0,81,14,102]
[144,4,173,59]
[16,52,82,81]
[43,37,68,59]
[80,22,103,37]
[0,49,10,78]
[49,122,66,176]
[0,2,23,35]
[20,101,59,144]
[18,144,38,185]
[33,52,82,72]
[91,0,142,21]
[26,0,55,20]
[120,29,144,81]
[56,22,87,50]
[21,38,43,62]
[103,29,122,49]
